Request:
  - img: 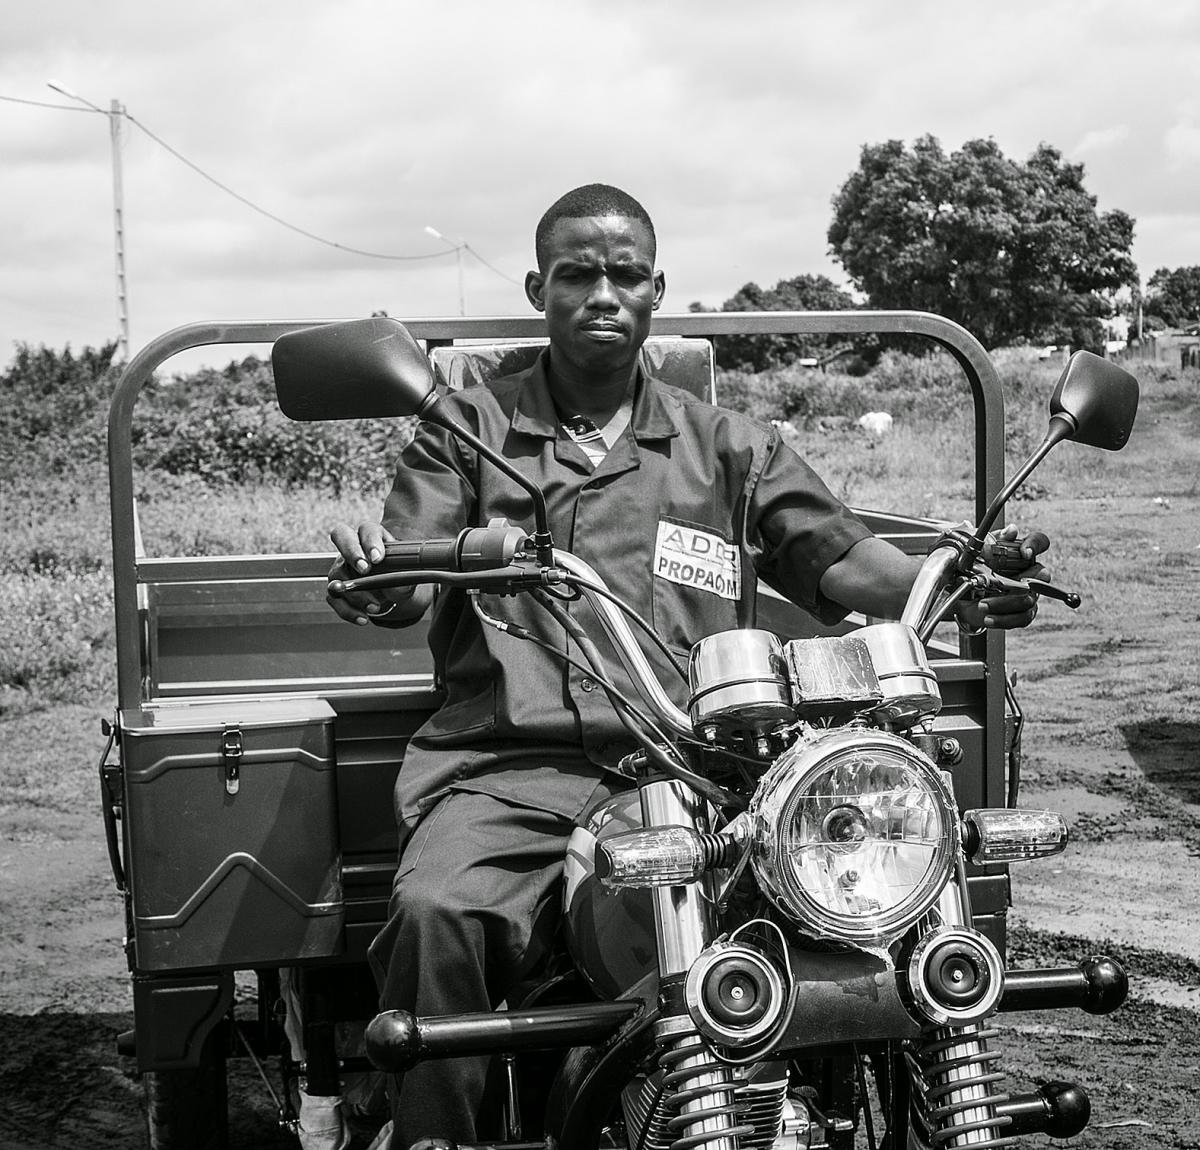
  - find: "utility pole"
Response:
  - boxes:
[109,99,130,362]
[453,242,465,317]
[47,82,130,360]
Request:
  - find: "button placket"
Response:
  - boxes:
[568,476,624,761]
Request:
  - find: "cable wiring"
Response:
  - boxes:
[0,94,96,112]
[123,111,448,262]
[563,573,689,681]
[3,91,521,279]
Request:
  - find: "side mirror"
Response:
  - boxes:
[271,317,436,421]
[1049,350,1139,451]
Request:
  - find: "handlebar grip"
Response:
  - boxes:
[989,532,1051,576]
[377,526,529,574]
[379,539,459,571]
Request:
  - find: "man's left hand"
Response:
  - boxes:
[956,525,1051,631]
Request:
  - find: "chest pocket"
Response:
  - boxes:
[649,517,742,654]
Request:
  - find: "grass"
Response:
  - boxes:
[1,468,381,721]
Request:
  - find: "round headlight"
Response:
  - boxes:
[749,729,958,942]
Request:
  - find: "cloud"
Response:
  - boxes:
[1165,105,1200,172]
[1073,125,1130,156]
[4,0,1200,365]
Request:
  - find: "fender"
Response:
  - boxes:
[543,972,659,1147]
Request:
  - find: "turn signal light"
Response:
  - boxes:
[963,808,1068,864]
[595,826,741,887]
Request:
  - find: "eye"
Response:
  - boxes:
[613,265,651,288]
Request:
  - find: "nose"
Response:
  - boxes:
[587,274,619,311]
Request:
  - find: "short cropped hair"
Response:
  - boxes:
[535,184,657,269]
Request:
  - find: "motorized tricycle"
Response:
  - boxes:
[101,311,1135,1149]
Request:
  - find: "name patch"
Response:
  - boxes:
[653,521,741,601]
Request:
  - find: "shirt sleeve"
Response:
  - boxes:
[745,427,873,624]
[381,406,478,540]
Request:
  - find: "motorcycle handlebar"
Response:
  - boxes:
[904,543,1081,637]
[328,524,536,596]
[378,525,529,573]
[328,535,695,739]
[329,566,542,597]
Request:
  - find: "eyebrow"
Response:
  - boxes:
[554,252,652,274]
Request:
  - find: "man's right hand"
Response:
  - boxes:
[328,521,429,626]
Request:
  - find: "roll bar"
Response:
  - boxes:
[108,311,1004,711]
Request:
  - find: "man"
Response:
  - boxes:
[328,184,1044,1145]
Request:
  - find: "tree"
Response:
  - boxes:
[1145,265,1200,328]
[827,136,1137,350]
[690,273,856,371]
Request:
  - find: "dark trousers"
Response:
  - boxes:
[368,789,576,1147]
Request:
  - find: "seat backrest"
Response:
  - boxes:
[429,336,715,403]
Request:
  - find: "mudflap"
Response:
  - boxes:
[543,972,659,1149]
[132,971,234,1072]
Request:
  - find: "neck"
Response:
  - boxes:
[545,348,637,421]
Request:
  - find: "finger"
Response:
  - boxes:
[976,594,1038,629]
[981,592,1039,613]
[1022,530,1051,560]
[326,588,372,626]
[997,524,1019,541]
[358,522,390,567]
[330,522,371,574]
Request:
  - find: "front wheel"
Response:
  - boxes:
[143,1033,228,1150]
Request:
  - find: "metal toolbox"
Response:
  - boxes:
[119,697,343,971]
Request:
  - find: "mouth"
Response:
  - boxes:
[580,322,625,341]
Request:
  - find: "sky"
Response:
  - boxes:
[4,0,1200,374]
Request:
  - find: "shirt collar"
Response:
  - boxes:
[510,349,681,442]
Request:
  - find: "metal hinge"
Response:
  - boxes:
[221,725,243,795]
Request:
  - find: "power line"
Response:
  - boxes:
[0,93,96,112]
[3,92,522,281]
[124,111,451,262]
[463,243,524,288]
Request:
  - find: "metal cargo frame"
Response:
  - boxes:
[110,312,1003,684]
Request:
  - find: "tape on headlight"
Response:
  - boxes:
[749,729,957,942]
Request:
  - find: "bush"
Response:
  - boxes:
[0,342,118,478]
[131,355,415,494]
[0,570,114,714]
[1,345,416,497]
[716,349,989,428]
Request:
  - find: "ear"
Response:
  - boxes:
[652,270,666,311]
[525,269,546,312]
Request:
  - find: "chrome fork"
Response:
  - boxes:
[907,858,1014,1150]
[641,778,748,1150]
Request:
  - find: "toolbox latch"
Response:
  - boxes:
[221,725,243,795]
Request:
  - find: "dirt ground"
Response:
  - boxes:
[2,377,1198,1149]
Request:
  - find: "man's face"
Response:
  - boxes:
[525,214,665,379]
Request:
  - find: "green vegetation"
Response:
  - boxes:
[1146,265,1200,328]
[827,136,1136,351]
[2,340,1195,725]
[691,274,857,371]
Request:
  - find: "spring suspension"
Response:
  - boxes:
[653,1016,754,1150]
[907,1025,1015,1149]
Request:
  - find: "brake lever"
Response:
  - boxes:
[980,572,1081,610]
[1027,579,1081,609]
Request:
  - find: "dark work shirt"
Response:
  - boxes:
[383,351,871,833]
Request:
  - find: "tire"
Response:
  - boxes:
[143,1035,229,1150]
